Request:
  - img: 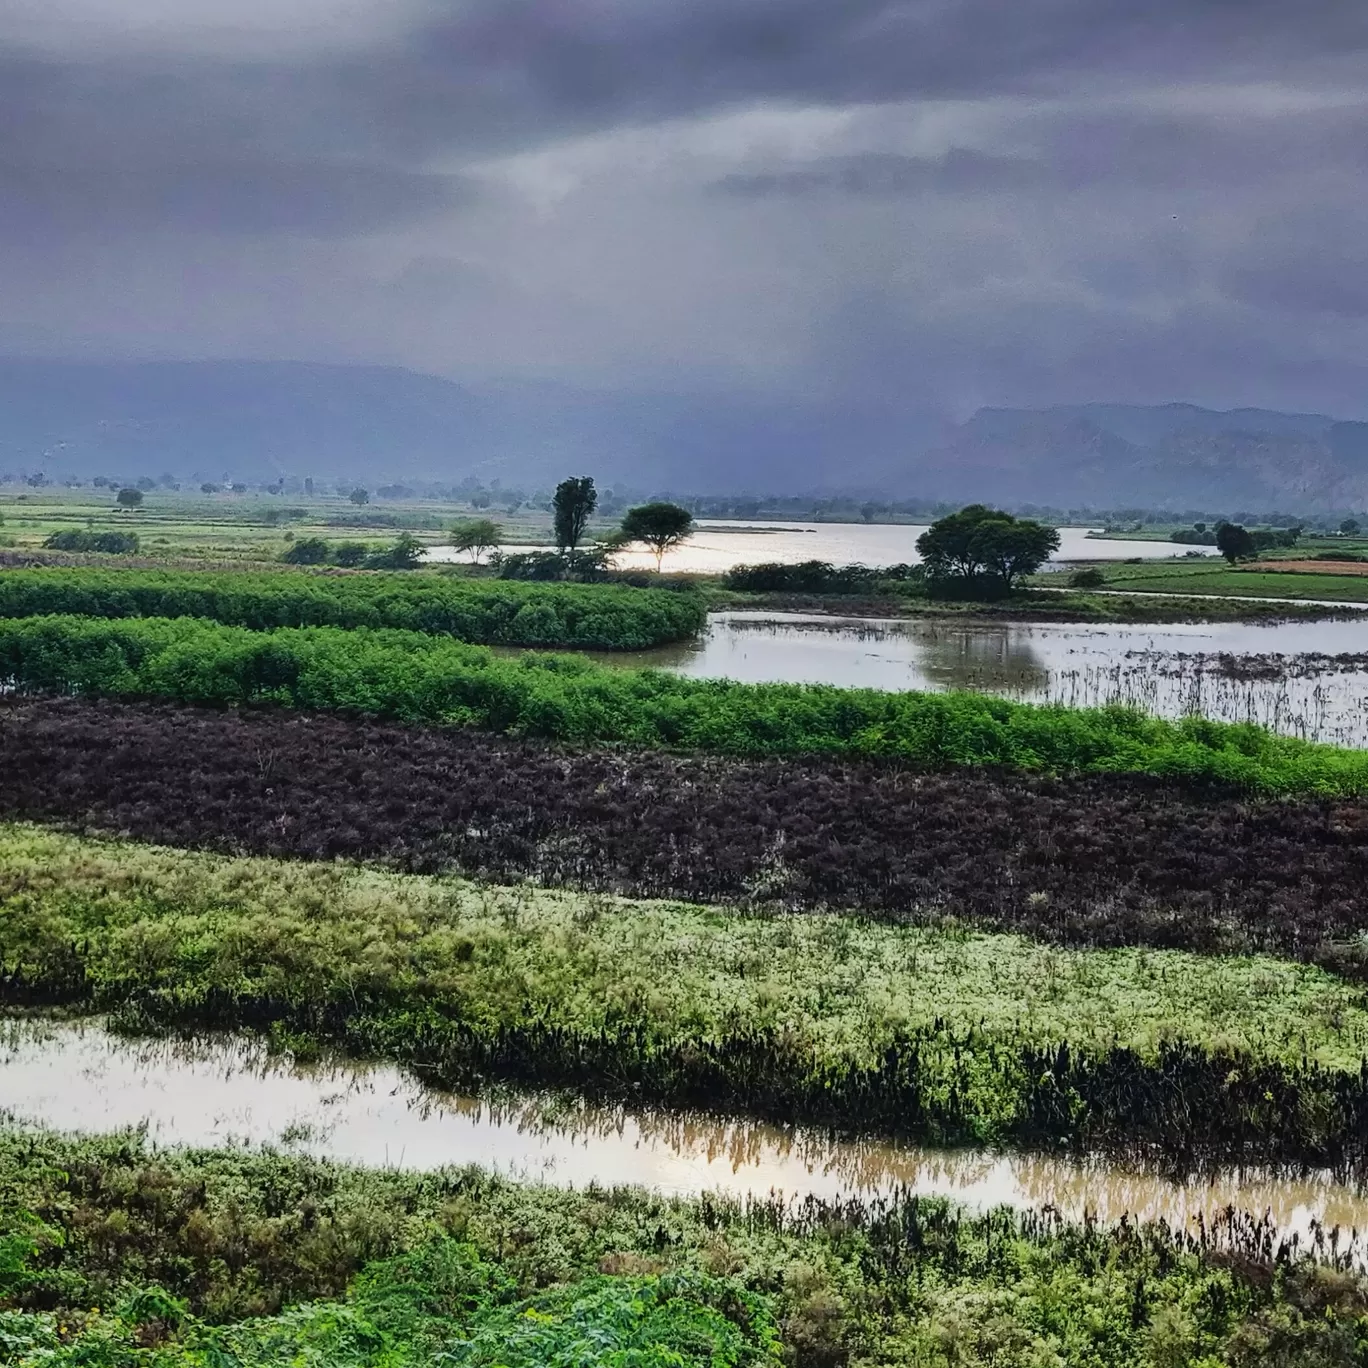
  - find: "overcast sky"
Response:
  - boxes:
[3,0,1368,418]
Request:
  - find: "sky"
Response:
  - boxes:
[3,0,1368,421]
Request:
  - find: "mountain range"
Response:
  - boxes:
[1,358,1365,512]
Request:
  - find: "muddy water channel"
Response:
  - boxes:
[591,613,1368,746]
[7,1019,1368,1252]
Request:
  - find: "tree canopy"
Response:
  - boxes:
[620,501,694,570]
[1215,522,1257,564]
[553,476,597,551]
[450,518,503,564]
[916,505,1060,595]
[115,487,144,509]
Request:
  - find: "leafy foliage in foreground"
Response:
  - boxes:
[0,568,705,649]
[3,1132,1367,1366]
[1,614,1366,790]
[2,1225,774,1368]
[7,824,1368,1161]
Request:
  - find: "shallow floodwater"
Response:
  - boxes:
[589,613,1368,747]
[4,1019,1367,1252]
[426,522,1219,574]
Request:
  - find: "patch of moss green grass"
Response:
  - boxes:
[5,824,1368,1158]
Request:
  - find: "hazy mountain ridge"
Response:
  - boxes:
[0,358,1364,510]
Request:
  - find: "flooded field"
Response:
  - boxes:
[5,1018,1368,1254]
[427,522,1219,573]
[588,612,1368,746]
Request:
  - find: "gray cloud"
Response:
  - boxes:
[0,0,1367,427]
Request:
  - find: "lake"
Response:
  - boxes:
[427,521,1218,573]
[4,1017,1363,1258]
[581,612,1368,746]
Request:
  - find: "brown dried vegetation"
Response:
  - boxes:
[4,696,1368,973]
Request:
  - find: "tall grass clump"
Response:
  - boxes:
[0,568,706,649]
[1,613,1367,791]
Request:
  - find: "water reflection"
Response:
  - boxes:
[576,613,1368,747]
[5,1018,1368,1250]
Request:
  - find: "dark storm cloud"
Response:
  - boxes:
[0,0,1367,416]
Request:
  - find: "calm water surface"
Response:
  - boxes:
[427,522,1219,573]
[4,1019,1367,1252]
[586,613,1368,746]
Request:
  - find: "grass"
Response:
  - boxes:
[5,613,1368,792]
[7,824,1368,1157]
[1062,559,1368,603]
[5,1132,1364,1367]
[0,488,617,561]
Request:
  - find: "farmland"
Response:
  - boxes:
[8,822,1368,1161]
[7,498,1368,1363]
[4,614,1368,790]
[4,696,1368,969]
[0,567,706,649]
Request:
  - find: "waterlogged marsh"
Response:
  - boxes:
[6,1017,1368,1254]
[598,612,1368,745]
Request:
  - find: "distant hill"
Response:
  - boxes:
[0,357,1364,510]
[914,404,1368,512]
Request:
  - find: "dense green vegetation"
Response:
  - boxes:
[0,569,706,649]
[2,613,1367,790]
[7,825,1368,1158]
[3,1130,1366,1366]
[41,530,141,554]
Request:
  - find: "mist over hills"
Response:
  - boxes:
[2,358,1365,512]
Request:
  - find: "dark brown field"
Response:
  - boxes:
[4,695,1368,971]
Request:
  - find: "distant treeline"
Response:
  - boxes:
[0,570,705,650]
[0,614,1365,791]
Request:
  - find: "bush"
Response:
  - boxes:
[0,614,1366,791]
[1068,567,1106,588]
[0,569,707,650]
[42,530,141,554]
[281,537,331,565]
[493,549,612,581]
[721,561,922,593]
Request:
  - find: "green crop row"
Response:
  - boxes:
[0,567,706,649]
[1,612,1367,790]
[7,825,1368,1161]
[6,1133,1361,1367]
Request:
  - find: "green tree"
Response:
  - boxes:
[365,533,425,570]
[349,488,370,506]
[115,487,144,509]
[450,518,503,564]
[332,541,369,567]
[620,502,694,570]
[1341,518,1360,536]
[1215,521,1257,564]
[281,537,331,565]
[916,505,1060,596]
[553,476,597,551]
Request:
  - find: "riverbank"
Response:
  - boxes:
[6,1127,1361,1367]
[8,824,1368,1162]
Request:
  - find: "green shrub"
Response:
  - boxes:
[0,569,706,650]
[42,530,141,554]
[0,614,1366,792]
